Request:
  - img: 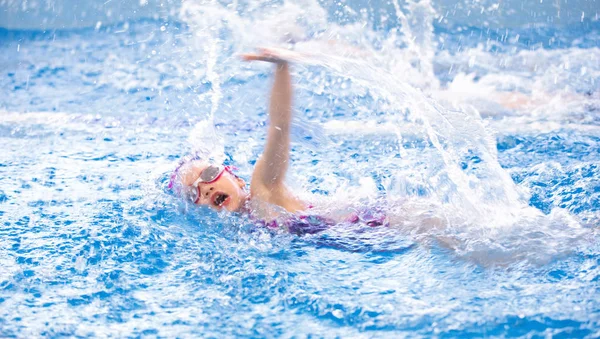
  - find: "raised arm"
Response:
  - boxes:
[241,48,307,212]
[242,49,293,189]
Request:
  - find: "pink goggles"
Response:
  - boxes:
[182,165,234,204]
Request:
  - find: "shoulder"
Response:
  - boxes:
[250,181,308,214]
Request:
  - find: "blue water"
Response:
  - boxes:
[1,2,600,337]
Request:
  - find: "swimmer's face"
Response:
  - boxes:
[180,161,248,212]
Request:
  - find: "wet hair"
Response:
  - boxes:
[167,154,203,192]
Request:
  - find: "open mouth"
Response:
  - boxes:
[212,192,229,207]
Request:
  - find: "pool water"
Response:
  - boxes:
[1,1,600,337]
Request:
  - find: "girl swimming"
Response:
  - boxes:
[170,48,340,229]
[166,45,593,266]
[170,48,451,235]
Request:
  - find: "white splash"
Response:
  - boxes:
[176,0,597,264]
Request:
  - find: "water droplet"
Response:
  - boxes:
[331,309,343,318]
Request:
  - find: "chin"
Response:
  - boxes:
[226,202,241,212]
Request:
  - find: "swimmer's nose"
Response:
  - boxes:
[199,186,214,203]
[205,187,214,203]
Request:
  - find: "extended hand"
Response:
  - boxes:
[241,47,294,64]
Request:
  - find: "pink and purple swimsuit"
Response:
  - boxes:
[258,208,388,236]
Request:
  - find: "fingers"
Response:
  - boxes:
[241,53,266,62]
[241,48,287,64]
[241,53,261,61]
[241,54,278,63]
